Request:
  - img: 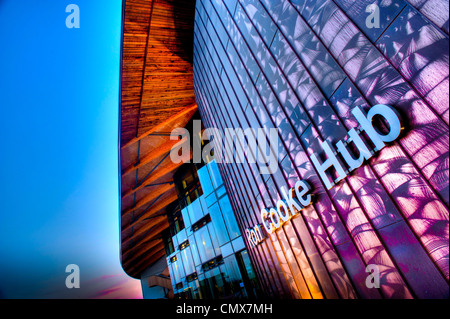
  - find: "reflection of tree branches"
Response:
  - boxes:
[273,0,448,289]
[377,6,449,121]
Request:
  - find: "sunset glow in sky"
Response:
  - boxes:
[0,0,143,298]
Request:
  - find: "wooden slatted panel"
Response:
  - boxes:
[121,0,153,145]
[121,0,196,146]
[120,0,197,278]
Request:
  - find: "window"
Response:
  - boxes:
[198,165,214,196]
[209,203,230,246]
[167,203,185,237]
[204,267,227,299]
[172,253,185,284]
[205,192,217,208]
[188,198,204,225]
[179,240,190,251]
[207,160,224,189]
[236,250,261,298]
[186,272,198,283]
[216,185,227,198]
[202,255,224,272]
[181,245,195,276]
[191,214,211,232]
[188,234,202,267]
[223,255,247,298]
[181,208,191,228]
[219,196,241,240]
[173,164,203,209]
[207,223,222,256]
[163,229,175,256]
[176,282,184,290]
[194,226,215,263]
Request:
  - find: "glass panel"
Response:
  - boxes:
[198,164,214,196]
[197,274,211,299]
[223,255,247,298]
[220,242,234,258]
[177,229,187,246]
[231,236,245,253]
[187,279,201,300]
[181,246,195,276]
[239,250,255,280]
[194,226,215,263]
[216,185,227,198]
[181,207,191,228]
[205,192,217,208]
[196,265,203,277]
[208,160,224,189]
[205,267,226,299]
[219,196,241,240]
[188,234,201,267]
[188,198,204,225]
[207,223,222,256]
[209,202,230,246]
[172,253,185,284]
[237,250,260,298]
[199,196,208,216]
[168,262,176,287]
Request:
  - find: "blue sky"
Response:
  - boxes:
[0,0,142,298]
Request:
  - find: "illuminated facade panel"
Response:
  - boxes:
[193,0,449,299]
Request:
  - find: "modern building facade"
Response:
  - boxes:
[120,0,449,299]
[164,160,260,299]
[119,0,199,298]
[191,0,449,299]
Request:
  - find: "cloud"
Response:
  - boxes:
[32,273,142,299]
[85,274,143,299]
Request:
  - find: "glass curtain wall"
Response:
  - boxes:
[165,160,261,299]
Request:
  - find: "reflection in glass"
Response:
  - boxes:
[188,279,202,299]
[219,196,241,240]
[172,253,185,285]
[188,198,204,225]
[207,223,222,256]
[216,185,227,198]
[194,226,215,263]
[168,262,176,287]
[205,192,217,207]
[208,160,224,188]
[181,208,191,228]
[209,202,230,246]
[188,234,202,267]
[205,267,226,299]
[181,245,195,276]
[198,165,214,196]
[237,250,260,298]
[223,255,247,298]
